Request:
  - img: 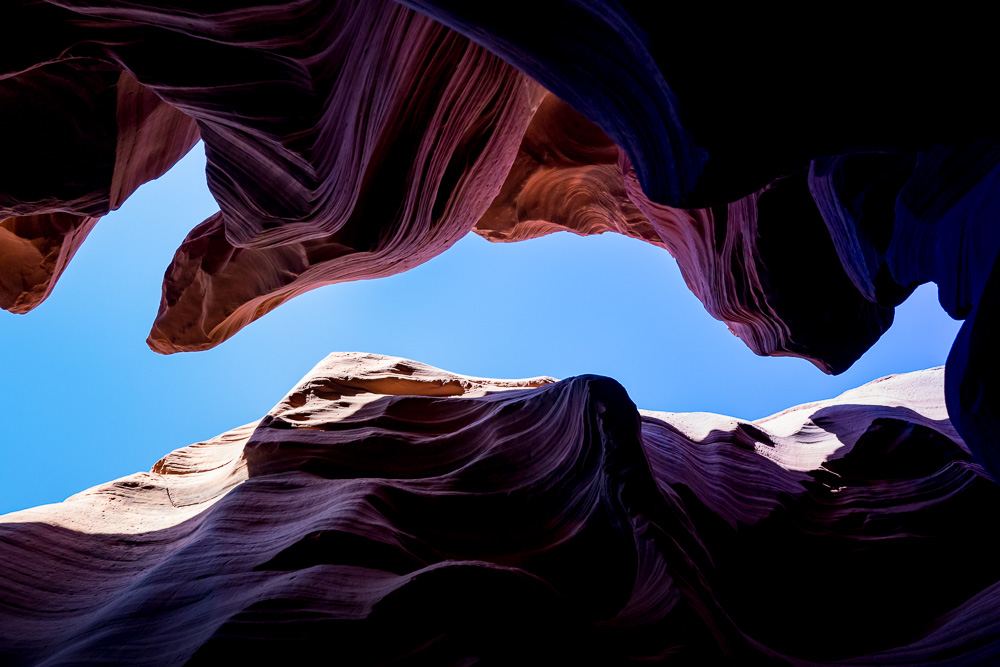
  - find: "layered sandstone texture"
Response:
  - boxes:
[4,3,1000,483]
[2,1,543,352]
[1,354,998,664]
[4,5,1000,661]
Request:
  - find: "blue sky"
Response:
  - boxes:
[0,144,963,514]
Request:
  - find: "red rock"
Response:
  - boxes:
[0,71,198,313]
[2,1,1000,478]
[144,5,543,353]
[473,92,661,247]
[2,355,996,663]
[474,94,891,374]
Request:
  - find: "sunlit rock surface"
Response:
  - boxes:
[474,93,893,373]
[3,4,1000,475]
[1,1,542,349]
[3,8,1000,657]
[473,92,660,247]
[2,354,997,664]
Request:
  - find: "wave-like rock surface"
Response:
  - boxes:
[464,78,1000,476]
[145,14,541,352]
[0,4,916,373]
[2,2,540,349]
[2,354,997,664]
[473,92,660,247]
[475,93,891,373]
[397,4,999,209]
[392,3,1000,479]
[5,0,1000,559]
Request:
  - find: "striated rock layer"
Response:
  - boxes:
[474,93,893,374]
[4,4,1000,477]
[465,85,1000,481]
[2,354,998,664]
[143,4,543,353]
[3,1,541,349]
[5,4,1000,617]
[398,4,999,209]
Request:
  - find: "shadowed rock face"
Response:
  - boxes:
[4,6,1000,661]
[3,3,1000,475]
[388,4,1000,480]
[475,93,892,373]
[2,1,541,351]
[0,67,199,313]
[396,4,1000,209]
[1,354,997,664]
[465,87,1000,478]
[144,22,542,352]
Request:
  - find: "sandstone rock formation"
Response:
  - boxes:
[391,4,1000,482]
[3,4,1000,479]
[474,93,893,374]
[4,1,541,351]
[473,92,659,247]
[0,68,198,313]
[144,34,541,351]
[398,5,998,207]
[1,354,996,664]
[4,6,1000,661]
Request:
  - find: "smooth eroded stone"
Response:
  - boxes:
[473,95,893,374]
[397,2,1000,208]
[2,354,996,664]
[143,3,543,353]
[473,92,660,246]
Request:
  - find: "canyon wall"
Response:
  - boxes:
[4,4,999,477]
[4,3,998,478]
[1,355,996,664]
[3,3,1000,663]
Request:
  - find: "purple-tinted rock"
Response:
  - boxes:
[1,356,996,663]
